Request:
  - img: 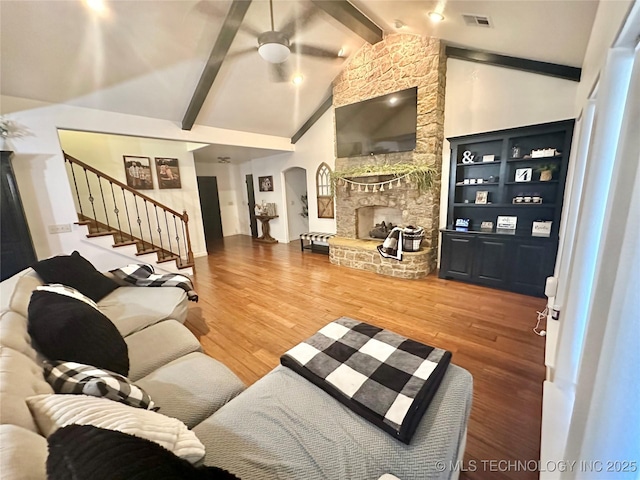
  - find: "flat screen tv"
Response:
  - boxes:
[335,87,417,158]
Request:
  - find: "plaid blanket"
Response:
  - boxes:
[377,227,403,261]
[280,317,452,444]
[108,264,198,302]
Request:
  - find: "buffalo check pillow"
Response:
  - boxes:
[43,360,155,410]
[280,317,452,444]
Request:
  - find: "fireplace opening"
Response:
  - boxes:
[357,206,403,240]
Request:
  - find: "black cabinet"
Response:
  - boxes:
[1,151,37,281]
[440,233,474,280]
[439,120,574,297]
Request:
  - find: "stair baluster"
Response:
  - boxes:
[164,211,173,254]
[121,187,134,244]
[66,160,84,217]
[83,168,99,233]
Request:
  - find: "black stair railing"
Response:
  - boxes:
[63,152,194,269]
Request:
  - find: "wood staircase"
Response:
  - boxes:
[64,152,194,272]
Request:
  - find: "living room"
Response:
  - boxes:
[1,1,638,479]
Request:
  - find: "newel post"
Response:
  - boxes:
[182,210,195,265]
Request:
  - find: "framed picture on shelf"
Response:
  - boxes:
[455,218,470,231]
[480,221,494,231]
[123,155,153,190]
[515,168,532,182]
[154,157,181,189]
[259,176,273,192]
[497,215,517,230]
[475,191,488,204]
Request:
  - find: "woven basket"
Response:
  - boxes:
[402,226,424,252]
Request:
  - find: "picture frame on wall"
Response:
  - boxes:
[259,176,274,192]
[123,155,153,190]
[155,157,181,189]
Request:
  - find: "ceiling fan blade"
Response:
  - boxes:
[225,46,258,60]
[279,6,321,40]
[269,62,290,83]
[194,1,261,38]
[237,23,263,38]
[290,43,341,59]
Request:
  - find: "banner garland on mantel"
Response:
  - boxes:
[331,163,436,195]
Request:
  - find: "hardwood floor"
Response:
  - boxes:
[185,235,547,480]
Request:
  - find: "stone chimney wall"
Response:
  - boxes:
[332,34,447,270]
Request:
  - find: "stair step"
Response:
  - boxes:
[136,248,160,256]
[113,240,139,247]
[157,255,179,264]
[177,261,195,270]
[75,221,92,226]
[86,230,118,238]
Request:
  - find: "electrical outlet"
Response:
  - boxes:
[48,224,72,234]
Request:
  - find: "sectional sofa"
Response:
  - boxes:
[0,265,473,480]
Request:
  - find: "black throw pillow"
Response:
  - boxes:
[47,424,241,480]
[32,251,119,302]
[28,291,129,376]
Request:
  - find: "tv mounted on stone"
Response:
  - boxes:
[335,87,418,158]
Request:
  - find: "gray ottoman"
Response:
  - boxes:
[194,364,472,480]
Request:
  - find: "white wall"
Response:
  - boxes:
[58,130,207,257]
[218,109,337,244]
[284,167,309,240]
[1,95,292,269]
[575,0,635,111]
[193,160,246,237]
[440,59,579,233]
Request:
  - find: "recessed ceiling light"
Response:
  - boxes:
[389,96,398,105]
[338,48,346,58]
[85,0,106,13]
[428,11,444,22]
[292,74,303,85]
[394,19,406,29]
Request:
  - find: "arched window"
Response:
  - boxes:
[316,162,334,219]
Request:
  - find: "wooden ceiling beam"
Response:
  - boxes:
[311,0,382,45]
[446,46,581,82]
[291,94,333,144]
[182,0,252,131]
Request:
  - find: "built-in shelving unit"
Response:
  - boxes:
[439,119,574,297]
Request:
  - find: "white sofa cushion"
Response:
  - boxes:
[0,424,48,479]
[27,394,205,464]
[137,352,245,428]
[0,311,39,361]
[98,286,188,337]
[0,348,54,432]
[5,269,44,318]
[125,320,202,381]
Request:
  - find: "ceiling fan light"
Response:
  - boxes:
[258,31,291,63]
[428,11,444,22]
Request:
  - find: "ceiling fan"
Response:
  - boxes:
[228,0,345,82]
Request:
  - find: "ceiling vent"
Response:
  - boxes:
[462,14,493,28]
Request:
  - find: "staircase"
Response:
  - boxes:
[63,152,195,273]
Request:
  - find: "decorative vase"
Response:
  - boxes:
[540,170,553,181]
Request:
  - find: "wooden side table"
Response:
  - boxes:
[255,215,278,243]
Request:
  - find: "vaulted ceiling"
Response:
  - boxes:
[1,0,599,161]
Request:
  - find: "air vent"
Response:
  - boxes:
[462,14,493,27]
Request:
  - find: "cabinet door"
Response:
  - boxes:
[473,237,510,288]
[1,153,37,281]
[511,240,556,296]
[440,233,474,280]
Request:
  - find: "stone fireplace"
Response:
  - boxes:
[329,34,446,279]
